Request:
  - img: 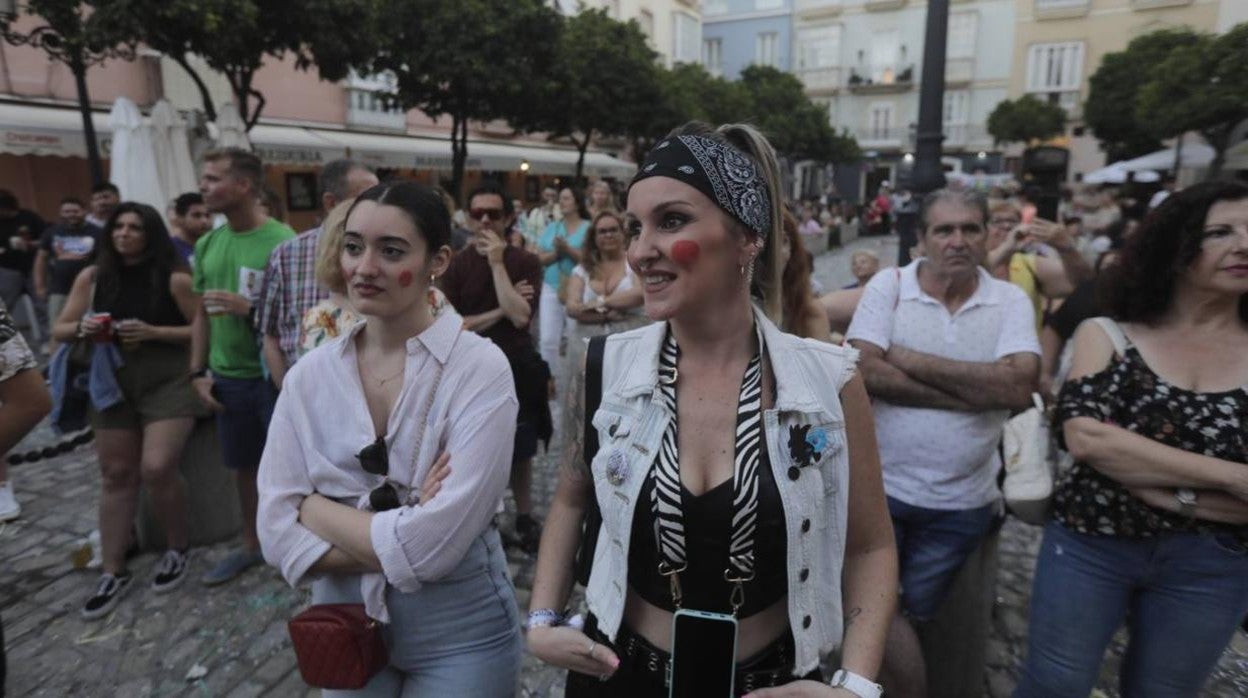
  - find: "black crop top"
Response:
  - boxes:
[96,260,186,327]
[628,442,789,616]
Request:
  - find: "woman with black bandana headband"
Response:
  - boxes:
[528,122,897,698]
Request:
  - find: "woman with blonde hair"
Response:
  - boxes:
[528,122,896,697]
[300,198,449,356]
[589,180,618,218]
[562,210,647,380]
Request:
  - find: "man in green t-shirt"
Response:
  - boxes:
[189,148,295,586]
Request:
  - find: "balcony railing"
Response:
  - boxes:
[1034,0,1090,19]
[942,124,993,148]
[848,64,915,93]
[799,66,843,93]
[865,0,906,10]
[795,0,842,17]
[855,127,907,149]
[346,90,405,132]
[945,57,974,85]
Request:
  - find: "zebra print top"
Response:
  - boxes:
[626,330,788,616]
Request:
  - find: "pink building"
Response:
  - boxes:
[0,20,632,229]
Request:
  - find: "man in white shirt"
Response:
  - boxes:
[846,188,1040,698]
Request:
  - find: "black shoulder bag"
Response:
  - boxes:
[573,335,606,587]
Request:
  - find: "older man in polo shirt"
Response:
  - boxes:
[846,188,1040,698]
[256,159,378,387]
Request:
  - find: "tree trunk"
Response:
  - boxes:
[1203,126,1231,181]
[70,53,105,186]
[172,54,217,122]
[450,115,468,205]
[575,132,591,184]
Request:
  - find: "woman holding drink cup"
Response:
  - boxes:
[51,202,207,619]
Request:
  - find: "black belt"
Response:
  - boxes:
[589,620,820,694]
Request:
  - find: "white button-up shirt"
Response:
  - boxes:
[257,309,518,622]
[846,260,1040,510]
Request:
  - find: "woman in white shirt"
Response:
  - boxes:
[562,210,647,378]
[257,181,522,696]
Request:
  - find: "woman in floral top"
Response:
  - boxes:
[1016,181,1248,697]
[299,199,450,357]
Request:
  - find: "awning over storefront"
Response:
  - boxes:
[0,102,112,157]
[1,102,635,178]
[319,129,635,178]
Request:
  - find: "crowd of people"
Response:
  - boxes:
[0,119,1245,698]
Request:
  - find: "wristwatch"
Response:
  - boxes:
[1175,488,1198,519]
[830,669,883,698]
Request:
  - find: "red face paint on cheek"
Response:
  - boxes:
[670,240,701,266]
[398,270,414,288]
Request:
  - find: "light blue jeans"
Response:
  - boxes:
[1015,521,1248,697]
[312,528,522,697]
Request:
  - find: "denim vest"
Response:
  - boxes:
[584,307,858,676]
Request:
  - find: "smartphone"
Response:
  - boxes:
[668,609,738,698]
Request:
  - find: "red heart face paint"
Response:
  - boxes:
[398,270,414,288]
[670,240,701,266]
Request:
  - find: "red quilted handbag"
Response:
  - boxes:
[287,603,389,689]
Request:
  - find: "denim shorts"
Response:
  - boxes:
[212,375,277,471]
[1015,521,1248,698]
[311,528,522,697]
[887,496,999,621]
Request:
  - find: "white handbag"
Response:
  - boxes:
[1002,393,1053,525]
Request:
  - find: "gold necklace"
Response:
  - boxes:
[362,360,405,387]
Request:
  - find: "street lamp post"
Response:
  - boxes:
[898,0,950,265]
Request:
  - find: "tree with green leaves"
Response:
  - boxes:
[628,62,747,160]
[986,95,1066,147]
[104,0,382,130]
[517,8,660,182]
[364,0,560,201]
[1084,28,1201,163]
[736,65,860,164]
[1,0,136,183]
[1137,23,1248,178]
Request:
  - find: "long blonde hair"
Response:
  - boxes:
[314,199,356,294]
[663,122,785,322]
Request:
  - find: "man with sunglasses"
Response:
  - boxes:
[438,184,550,553]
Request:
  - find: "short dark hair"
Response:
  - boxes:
[1101,180,1248,324]
[467,183,513,216]
[348,181,451,253]
[919,188,988,233]
[0,190,17,211]
[202,148,264,193]
[92,182,120,196]
[60,196,85,207]
[173,192,204,217]
[320,158,369,202]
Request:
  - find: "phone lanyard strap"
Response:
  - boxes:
[650,327,764,617]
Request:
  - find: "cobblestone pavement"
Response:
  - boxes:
[3,233,1246,697]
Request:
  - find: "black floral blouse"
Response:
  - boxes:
[1052,338,1248,542]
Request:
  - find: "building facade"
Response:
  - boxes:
[558,0,704,67]
[0,13,634,228]
[702,0,794,78]
[1009,0,1227,181]
[794,0,1015,201]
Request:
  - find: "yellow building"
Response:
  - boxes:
[1009,0,1230,181]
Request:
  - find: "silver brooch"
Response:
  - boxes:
[606,449,628,486]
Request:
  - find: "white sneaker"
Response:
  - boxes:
[0,480,20,522]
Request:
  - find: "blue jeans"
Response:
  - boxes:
[212,375,277,471]
[1015,521,1248,698]
[888,496,999,621]
[312,528,522,697]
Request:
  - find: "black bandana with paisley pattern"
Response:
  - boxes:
[630,135,771,239]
